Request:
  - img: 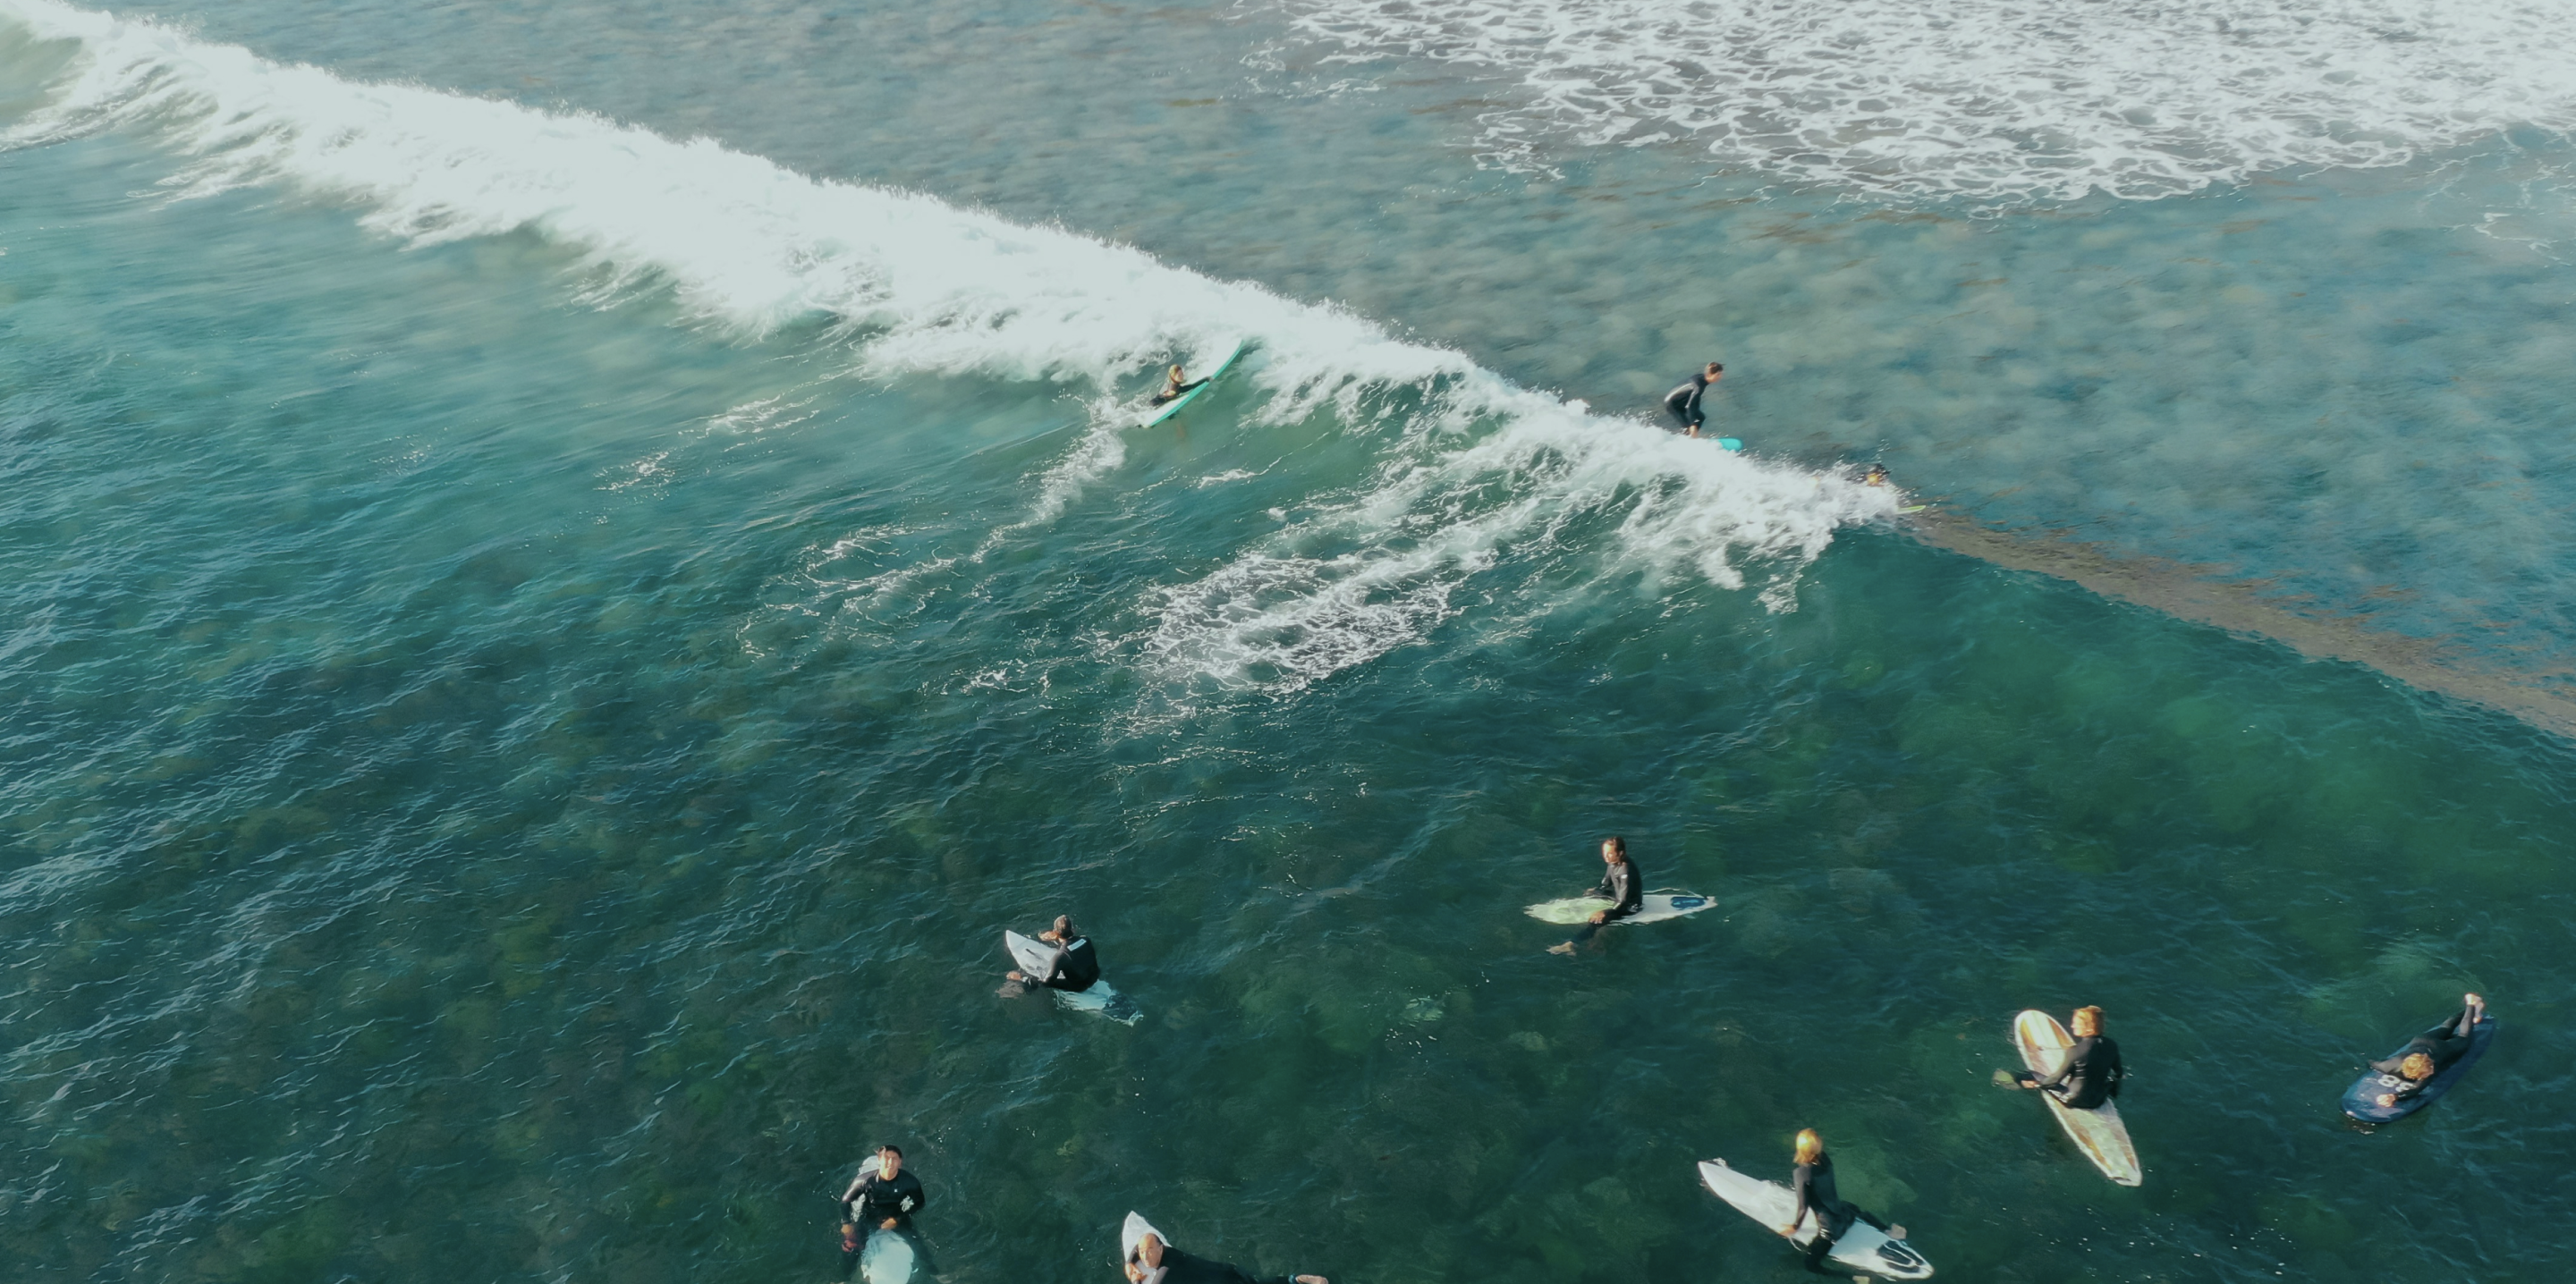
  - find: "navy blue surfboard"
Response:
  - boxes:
[2342,1017,2494,1123]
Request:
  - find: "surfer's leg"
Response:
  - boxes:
[1800,1228,1836,1273]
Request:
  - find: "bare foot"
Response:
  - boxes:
[1293,1276,1328,1284]
[1546,942,1575,956]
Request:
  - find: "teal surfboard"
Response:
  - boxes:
[1140,342,1247,427]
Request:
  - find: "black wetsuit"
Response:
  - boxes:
[2372,1008,2479,1086]
[1139,1247,1297,1284]
[2033,1035,2124,1111]
[1149,378,1209,407]
[1030,935,1101,993]
[1789,1154,1860,1272]
[842,1169,936,1278]
[1662,373,1716,431]
[1594,857,1643,921]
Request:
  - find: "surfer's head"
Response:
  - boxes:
[1053,915,1074,938]
[1864,464,1890,486]
[2400,1052,2436,1081]
[877,1145,903,1178]
[1793,1128,1824,1163]
[2072,1006,2103,1037]
[1601,836,1627,864]
[1136,1233,1165,1268]
[1167,364,1186,382]
[1705,362,1724,377]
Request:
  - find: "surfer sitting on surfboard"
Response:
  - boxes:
[1005,916,1101,993]
[1149,364,1210,407]
[840,1145,935,1278]
[1781,1129,1894,1275]
[2014,1005,2123,1109]
[1125,1229,1326,1284]
[2369,993,2485,1108]
[1587,836,1643,925]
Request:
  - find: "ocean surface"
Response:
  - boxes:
[4,1,2574,1281]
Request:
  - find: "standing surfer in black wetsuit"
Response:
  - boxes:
[1005,915,1101,993]
[1125,1229,1327,1284]
[2016,1005,2124,1109]
[839,1145,935,1279]
[1151,363,1209,407]
[2368,993,2485,1108]
[1779,1128,1893,1274]
[1662,362,1723,437]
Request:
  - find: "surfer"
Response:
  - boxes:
[1662,362,1723,437]
[1150,363,1210,407]
[1863,464,1890,487]
[2015,1005,2124,1109]
[2368,993,2486,1108]
[1125,1229,1326,1284]
[839,1145,935,1278]
[1588,835,1643,925]
[1779,1128,1890,1274]
[1005,915,1101,993]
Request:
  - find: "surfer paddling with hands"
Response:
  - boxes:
[1125,1229,1326,1284]
[2369,993,2487,1109]
[2013,1005,2123,1108]
[1547,836,1643,955]
[1004,915,1101,994]
[839,1145,935,1280]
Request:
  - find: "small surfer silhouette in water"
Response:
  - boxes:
[1662,361,1723,437]
[2014,1005,2124,1108]
[1125,1229,1326,1284]
[1864,464,1890,486]
[1150,363,1209,407]
[1549,836,1642,954]
[2370,993,2485,1108]
[1781,1128,1898,1275]
[1004,916,1100,993]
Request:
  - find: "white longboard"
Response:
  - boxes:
[1523,891,1716,925]
[859,1227,918,1284]
[1120,1211,1170,1269]
[2014,1009,2141,1187]
[1698,1159,1933,1280]
[1004,930,1141,1025]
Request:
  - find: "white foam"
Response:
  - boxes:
[1274,0,2576,201]
[0,1,1899,694]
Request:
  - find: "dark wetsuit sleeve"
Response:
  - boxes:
[1788,1162,1814,1230]
[1150,378,1210,406]
[2034,1035,2092,1090]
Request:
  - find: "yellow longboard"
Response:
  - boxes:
[2014,1009,2142,1187]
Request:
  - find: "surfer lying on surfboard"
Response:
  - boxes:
[1125,1228,1326,1284]
[2368,993,2484,1108]
[2013,1005,2123,1108]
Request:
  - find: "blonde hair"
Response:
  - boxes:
[1793,1128,1824,1163]
[1167,364,1185,379]
[2400,1052,2436,1081]
[2072,1006,2103,1037]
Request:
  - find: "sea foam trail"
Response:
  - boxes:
[0,1,1896,693]
[1275,0,2576,201]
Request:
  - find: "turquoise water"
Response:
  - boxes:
[4,2,2574,1282]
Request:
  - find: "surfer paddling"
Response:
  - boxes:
[1005,915,1101,994]
[1125,1228,1326,1284]
[839,1145,936,1279]
[2369,993,2486,1109]
[2014,1005,2124,1108]
[1662,362,1723,437]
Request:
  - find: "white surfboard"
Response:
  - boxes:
[1523,891,1716,925]
[1120,1211,1171,1270]
[1004,930,1141,1025]
[859,1227,918,1284]
[2013,1009,2141,1187]
[1697,1159,1933,1280]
